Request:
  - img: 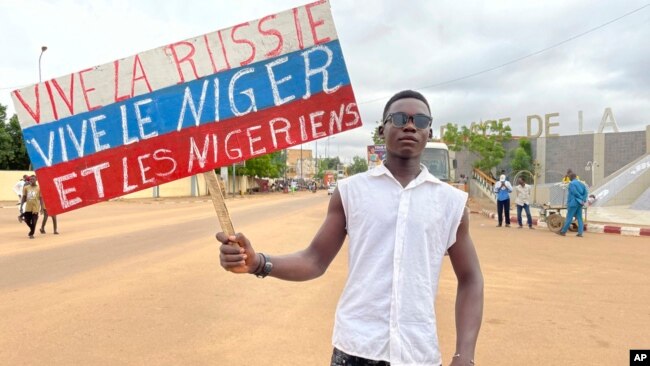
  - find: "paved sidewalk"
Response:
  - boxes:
[587,205,650,227]
[472,193,650,237]
[480,208,650,237]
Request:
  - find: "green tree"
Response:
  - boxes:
[0,103,30,170]
[441,123,470,151]
[510,138,532,174]
[313,156,341,180]
[0,122,14,170]
[0,103,5,125]
[443,120,512,174]
[7,115,30,169]
[0,104,16,170]
[371,120,383,144]
[519,138,532,157]
[319,157,340,170]
[228,151,284,177]
[348,156,368,175]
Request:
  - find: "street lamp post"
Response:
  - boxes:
[29,46,48,173]
[327,136,337,158]
[585,161,598,187]
[39,46,48,82]
[326,136,330,158]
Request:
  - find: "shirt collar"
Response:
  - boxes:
[369,161,443,185]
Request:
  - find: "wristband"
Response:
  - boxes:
[254,253,273,278]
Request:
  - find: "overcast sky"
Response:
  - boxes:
[1,0,648,162]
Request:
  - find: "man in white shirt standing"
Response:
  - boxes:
[217,90,484,366]
[13,175,29,223]
[514,177,534,229]
[13,175,28,204]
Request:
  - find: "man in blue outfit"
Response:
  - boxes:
[493,174,512,227]
[557,173,588,237]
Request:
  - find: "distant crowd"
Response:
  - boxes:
[489,168,595,237]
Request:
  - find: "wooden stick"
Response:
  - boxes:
[202,170,235,236]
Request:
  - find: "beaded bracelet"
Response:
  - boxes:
[253,253,265,275]
[452,354,475,365]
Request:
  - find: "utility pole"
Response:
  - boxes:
[284,149,287,184]
[315,140,318,181]
[38,46,47,83]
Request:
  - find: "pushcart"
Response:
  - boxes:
[538,183,588,232]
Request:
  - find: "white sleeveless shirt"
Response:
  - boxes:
[333,163,468,366]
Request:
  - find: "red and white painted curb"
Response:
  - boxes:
[479,209,650,237]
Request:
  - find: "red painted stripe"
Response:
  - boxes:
[640,228,650,236]
[36,86,359,215]
[603,226,621,234]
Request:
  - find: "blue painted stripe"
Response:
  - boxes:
[24,40,350,170]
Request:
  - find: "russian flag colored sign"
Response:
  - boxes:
[11,0,361,215]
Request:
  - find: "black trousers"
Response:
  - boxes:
[23,212,39,236]
[497,199,510,225]
[330,348,441,366]
[331,348,389,366]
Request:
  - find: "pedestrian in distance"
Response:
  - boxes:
[557,172,588,237]
[217,90,484,366]
[562,168,580,184]
[20,175,43,239]
[13,174,28,205]
[493,174,512,227]
[14,175,30,223]
[515,177,534,229]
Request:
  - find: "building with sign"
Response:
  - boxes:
[286,148,316,180]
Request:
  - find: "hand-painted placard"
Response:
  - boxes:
[12,0,361,215]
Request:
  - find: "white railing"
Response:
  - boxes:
[472,168,497,203]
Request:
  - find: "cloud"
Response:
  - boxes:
[1,0,648,162]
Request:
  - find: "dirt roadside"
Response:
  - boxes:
[1,191,648,365]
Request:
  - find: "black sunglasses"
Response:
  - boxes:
[384,112,432,129]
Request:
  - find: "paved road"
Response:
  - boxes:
[1,192,648,365]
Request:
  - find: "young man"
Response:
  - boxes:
[217,90,484,366]
[493,175,512,227]
[514,177,534,229]
[557,172,588,237]
[20,175,43,239]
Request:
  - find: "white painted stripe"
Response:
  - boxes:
[621,227,641,236]
[587,224,605,234]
